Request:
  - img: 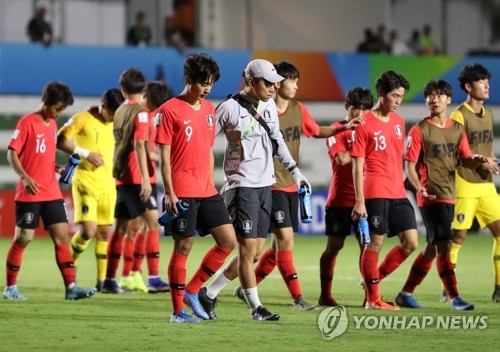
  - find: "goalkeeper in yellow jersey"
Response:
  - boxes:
[447,63,500,303]
[57,89,124,290]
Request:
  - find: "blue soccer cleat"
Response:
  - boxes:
[184,290,210,320]
[395,292,423,308]
[170,309,200,323]
[3,285,27,301]
[65,285,97,301]
[451,296,475,311]
[147,277,170,293]
[101,279,129,294]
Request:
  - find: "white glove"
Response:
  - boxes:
[291,167,312,193]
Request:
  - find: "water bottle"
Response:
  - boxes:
[157,200,189,226]
[59,154,80,185]
[298,182,312,224]
[358,216,371,245]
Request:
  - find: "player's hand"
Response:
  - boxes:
[417,186,437,201]
[482,156,500,175]
[21,175,39,195]
[87,152,104,168]
[291,168,312,193]
[351,201,367,221]
[346,115,365,130]
[140,181,152,203]
[165,194,179,217]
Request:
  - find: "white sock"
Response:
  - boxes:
[206,272,231,299]
[242,286,261,310]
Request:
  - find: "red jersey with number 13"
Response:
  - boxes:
[350,111,407,199]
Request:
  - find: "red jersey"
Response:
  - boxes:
[116,100,150,185]
[155,97,217,198]
[148,109,159,184]
[350,111,407,199]
[325,120,355,207]
[8,113,62,202]
[405,117,472,207]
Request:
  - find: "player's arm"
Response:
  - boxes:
[405,160,436,200]
[351,156,366,221]
[335,151,352,166]
[159,144,179,216]
[135,138,152,202]
[7,148,38,194]
[314,117,364,138]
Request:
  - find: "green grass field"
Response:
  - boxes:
[0,234,498,352]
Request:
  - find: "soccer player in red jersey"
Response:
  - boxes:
[318,87,374,306]
[119,81,171,294]
[102,68,165,294]
[351,71,417,310]
[395,79,485,310]
[156,54,237,323]
[3,81,96,301]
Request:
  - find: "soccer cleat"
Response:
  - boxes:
[440,289,450,303]
[365,297,400,311]
[129,272,148,292]
[252,306,280,321]
[184,290,210,320]
[65,285,97,301]
[198,287,218,320]
[395,292,423,309]
[492,285,500,303]
[147,277,170,293]
[318,295,339,307]
[293,296,316,311]
[451,296,475,311]
[95,280,104,292]
[118,276,132,291]
[233,285,249,308]
[101,279,129,294]
[170,309,200,323]
[3,286,27,301]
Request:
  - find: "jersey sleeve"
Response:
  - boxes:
[298,102,320,137]
[326,123,348,158]
[350,124,367,158]
[8,119,28,154]
[450,110,464,125]
[58,112,88,140]
[133,110,150,141]
[458,130,472,159]
[404,125,422,163]
[156,104,174,145]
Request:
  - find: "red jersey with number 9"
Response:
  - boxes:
[9,113,62,202]
[350,111,407,199]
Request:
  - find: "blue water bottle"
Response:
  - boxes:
[358,216,371,245]
[59,154,80,185]
[298,182,312,224]
[157,200,189,226]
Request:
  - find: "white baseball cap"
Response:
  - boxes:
[244,59,285,83]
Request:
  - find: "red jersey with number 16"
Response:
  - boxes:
[9,113,62,202]
[350,111,407,199]
[156,97,217,198]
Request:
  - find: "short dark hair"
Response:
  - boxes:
[119,68,146,94]
[41,81,74,107]
[457,63,491,92]
[345,87,374,109]
[423,80,452,98]
[375,70,410,94]
[144,81,171,109]
[102,88,124,113]
[184,53,220,84]
[274,61,300,80]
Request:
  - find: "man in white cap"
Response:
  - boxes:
[197,59,311,321]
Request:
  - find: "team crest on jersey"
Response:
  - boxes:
[24,212,35,224]
[371,216,381,228]
[457,213,465,223]
[206,114,214,127]
[82,205,89,214]
[275,211,285,223]
[262,109,271,123]
[242,220,253,232]
[395,125,403,138]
